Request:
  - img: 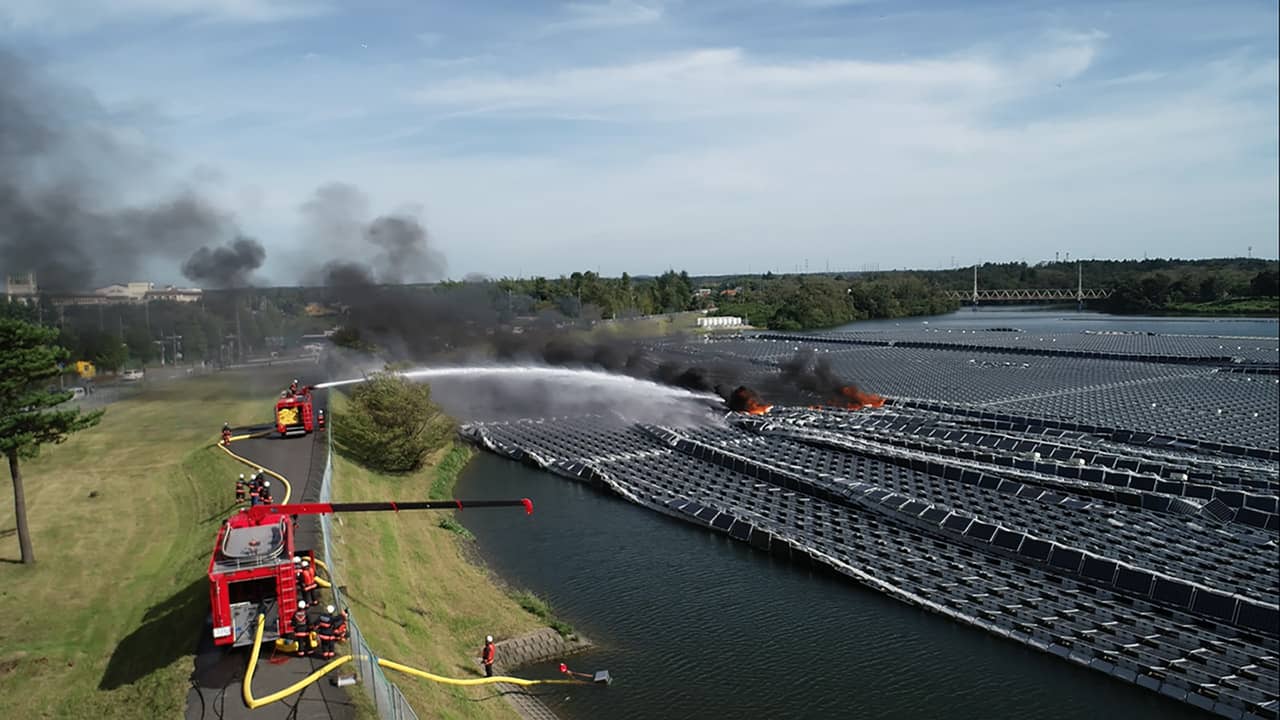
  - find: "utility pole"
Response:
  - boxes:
[1077,261,1084,311]
[234,299,244,363]
[971,265,979,306]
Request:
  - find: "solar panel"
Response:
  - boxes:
[1049,546,1085,573]
[1114,566,1154,596]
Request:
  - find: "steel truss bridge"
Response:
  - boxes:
[944,287,1114,302]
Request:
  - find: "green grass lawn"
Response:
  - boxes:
[328,442,544,720]
[0,371,288,719]
[1164,297,1280,316]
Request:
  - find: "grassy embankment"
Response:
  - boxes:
[0,372,281,719]
[327,391,568,720]
[1162,297,1280,317]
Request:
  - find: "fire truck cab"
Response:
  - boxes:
[275,387,315,437]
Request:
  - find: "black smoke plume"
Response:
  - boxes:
[774,349,882,406]
[299,183,446,287]
[181,235,266,288]
[0,47,260,291]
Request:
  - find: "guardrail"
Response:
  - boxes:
[318,429,421,720]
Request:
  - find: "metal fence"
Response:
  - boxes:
[319,432,421,720]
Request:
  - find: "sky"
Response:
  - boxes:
[1,0,1277,283]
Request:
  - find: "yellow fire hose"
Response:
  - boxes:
[242,615,578,708]
[221,436,580,709]
[218,435,293,504]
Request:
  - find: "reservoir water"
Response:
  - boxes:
[453,308,1277,720]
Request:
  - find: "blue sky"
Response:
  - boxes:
[2,0,1277,282]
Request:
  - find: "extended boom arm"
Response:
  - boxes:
[243,498,533,523]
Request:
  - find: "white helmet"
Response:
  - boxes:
[486,635,493,643]
[263,480,270,487]
[293,556,302,564]
[239,473,245,479]
[298,600,307,609]
[326,604,335,614]
[302,560,309,567]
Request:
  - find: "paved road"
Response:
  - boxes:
[185,388,356,720]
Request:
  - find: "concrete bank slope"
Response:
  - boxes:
[490,629,593,720]
[184,419,356,720]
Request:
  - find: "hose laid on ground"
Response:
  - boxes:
[242,616,578,709]
[217,435,293,504]
[223,441,579,709]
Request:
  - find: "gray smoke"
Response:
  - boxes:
[0,47,260,291]
[181,235,266,288]
[300,182,446,286]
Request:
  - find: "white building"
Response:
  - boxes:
[4,272,38,302]
[145,285,203,303]
[696,315,744,328]
[93,282,154,302]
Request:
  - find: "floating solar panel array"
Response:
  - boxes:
[462,331,1279,719]
[654,331,1280,451]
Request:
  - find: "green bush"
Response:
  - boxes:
[510,590,574,637]
[437,516,475,540]
[332,373,455,473]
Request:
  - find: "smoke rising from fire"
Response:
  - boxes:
[0,47,263,292]
[181,235,266,288]
[300,183,446,287]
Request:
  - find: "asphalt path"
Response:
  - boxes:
[184,387,356,720]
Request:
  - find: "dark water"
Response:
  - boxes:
[453,308,1271,719]
[456,456,1207,720]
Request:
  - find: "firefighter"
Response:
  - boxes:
[289,379,299,395]
[300,559,318,604]
[259,479,272,505]
[291,600,311,656]
[481,635,496,677]
[316,605,337,659]
[221,422,232,445]
[317,409,325,429]
[332,607,349,643]
[235,473,247,503]
[292,557,305,603]
[248,477,262,506]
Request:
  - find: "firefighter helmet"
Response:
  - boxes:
[326,604,335,614]
[263,480,270,487]
[486,635,493,643]
[298,600,307,609]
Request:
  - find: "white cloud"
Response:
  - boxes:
[410,35,1100,123]
[543,0,664,33]
[0,0,328,32]
[1100,70,1167,86]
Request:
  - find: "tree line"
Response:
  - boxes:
[917,258,1278,314]
[705,273,959,330]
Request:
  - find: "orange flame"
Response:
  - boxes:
[837,385,886,409]
[729,386,773,415]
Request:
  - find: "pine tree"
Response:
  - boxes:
[0,318,105,564]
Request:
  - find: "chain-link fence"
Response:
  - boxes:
[319,432,421,720]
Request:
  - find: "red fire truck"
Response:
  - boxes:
[207,499,533,647]
[275,387,316,437]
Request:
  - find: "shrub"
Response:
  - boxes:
[332,373,454,473]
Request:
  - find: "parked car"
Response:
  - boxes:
[69,387,87,398]
[121,369,144,381]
